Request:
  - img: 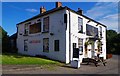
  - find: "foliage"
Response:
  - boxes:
[0,26,11,52]
[84,39,94,47]
[84,39,94,55]
[106,30,120,54]
[84,40,89,55]
[2,53,61,65]
[84,40,89,48]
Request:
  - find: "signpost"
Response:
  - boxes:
[71,48,81,69]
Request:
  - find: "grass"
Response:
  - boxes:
[2,53,62,65]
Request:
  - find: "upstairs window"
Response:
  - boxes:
[29,22,41,34]
[64,14,67,23]
[99,26,102,38]
[78,17,83,33]
[86,24,98,38]
[24,24,29,35]
[43,17,49,32]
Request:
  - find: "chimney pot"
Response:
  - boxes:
[56,2,62,8]
[77,8,83,15]
[40,6,46,14]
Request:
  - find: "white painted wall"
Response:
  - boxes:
[17,8,107,64]
[17,9,67,63]
[66,9,107,62]
[101,25,107,59]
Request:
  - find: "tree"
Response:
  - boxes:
[0,26,2,52]
[0,26,10,52]
[106,30,120,54]
[111,33,120,54]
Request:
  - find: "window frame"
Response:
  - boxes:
[54,40,59,51]
[99,26,102,38]
[78,38,83,55]
[24,39,28,51]
[43,16,49,33]
[86,24,98,37]
[43,38,49,52]
[29,22,41,34]
[24,22,31,35]
[78,17,83,33]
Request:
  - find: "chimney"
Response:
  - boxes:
[40,6,46,14]
[56,2,62,8]
[77,8,83,15]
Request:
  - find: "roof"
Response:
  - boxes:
[10,33,17,39]
[17,7,67,25]
[66,7,106,27]
[17,6,106,27]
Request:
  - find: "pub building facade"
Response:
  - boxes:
[17,2,106,63]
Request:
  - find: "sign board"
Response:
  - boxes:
[29,40,40,43]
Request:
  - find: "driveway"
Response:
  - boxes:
[2,55,119,74]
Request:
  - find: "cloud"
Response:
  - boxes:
[85,2,118,32]
[98,0,119,2]
[99,14,118,31]
[25,8,38,13]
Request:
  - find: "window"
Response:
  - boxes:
[86,24,98,38]
[78,38,83,55]
[43,38,49,52]
[78,17,83,33]
[29,22,41,34]
[64,14,67,23]
[43,17,49,32]
[54,40,59,51]
[24,22,31,35]
[24,24,29,35]
[78,38,83,48]
[24,39,28,51]
[99,26,102,38]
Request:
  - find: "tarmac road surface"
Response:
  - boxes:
[2,55,119,74]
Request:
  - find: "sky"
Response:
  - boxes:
[2,2,118,36]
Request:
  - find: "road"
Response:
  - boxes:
[2,55,119,74]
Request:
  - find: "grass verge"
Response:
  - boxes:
[2,53,62,65]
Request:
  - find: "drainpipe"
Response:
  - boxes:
[69,11,71,63]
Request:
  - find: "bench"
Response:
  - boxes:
[82,57,107,67]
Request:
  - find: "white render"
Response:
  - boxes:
[17,7,106,64]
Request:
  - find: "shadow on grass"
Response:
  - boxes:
[2,52,33,58]
[35,54,65,64]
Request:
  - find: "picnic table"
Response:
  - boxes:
[82,57,107,67]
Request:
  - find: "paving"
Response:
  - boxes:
[2,55,119,74]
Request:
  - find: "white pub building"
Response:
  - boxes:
[17,2,107,64]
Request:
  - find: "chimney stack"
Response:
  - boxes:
[77,8,83,15]
[56,2,62,8]
[40,6,46,14]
